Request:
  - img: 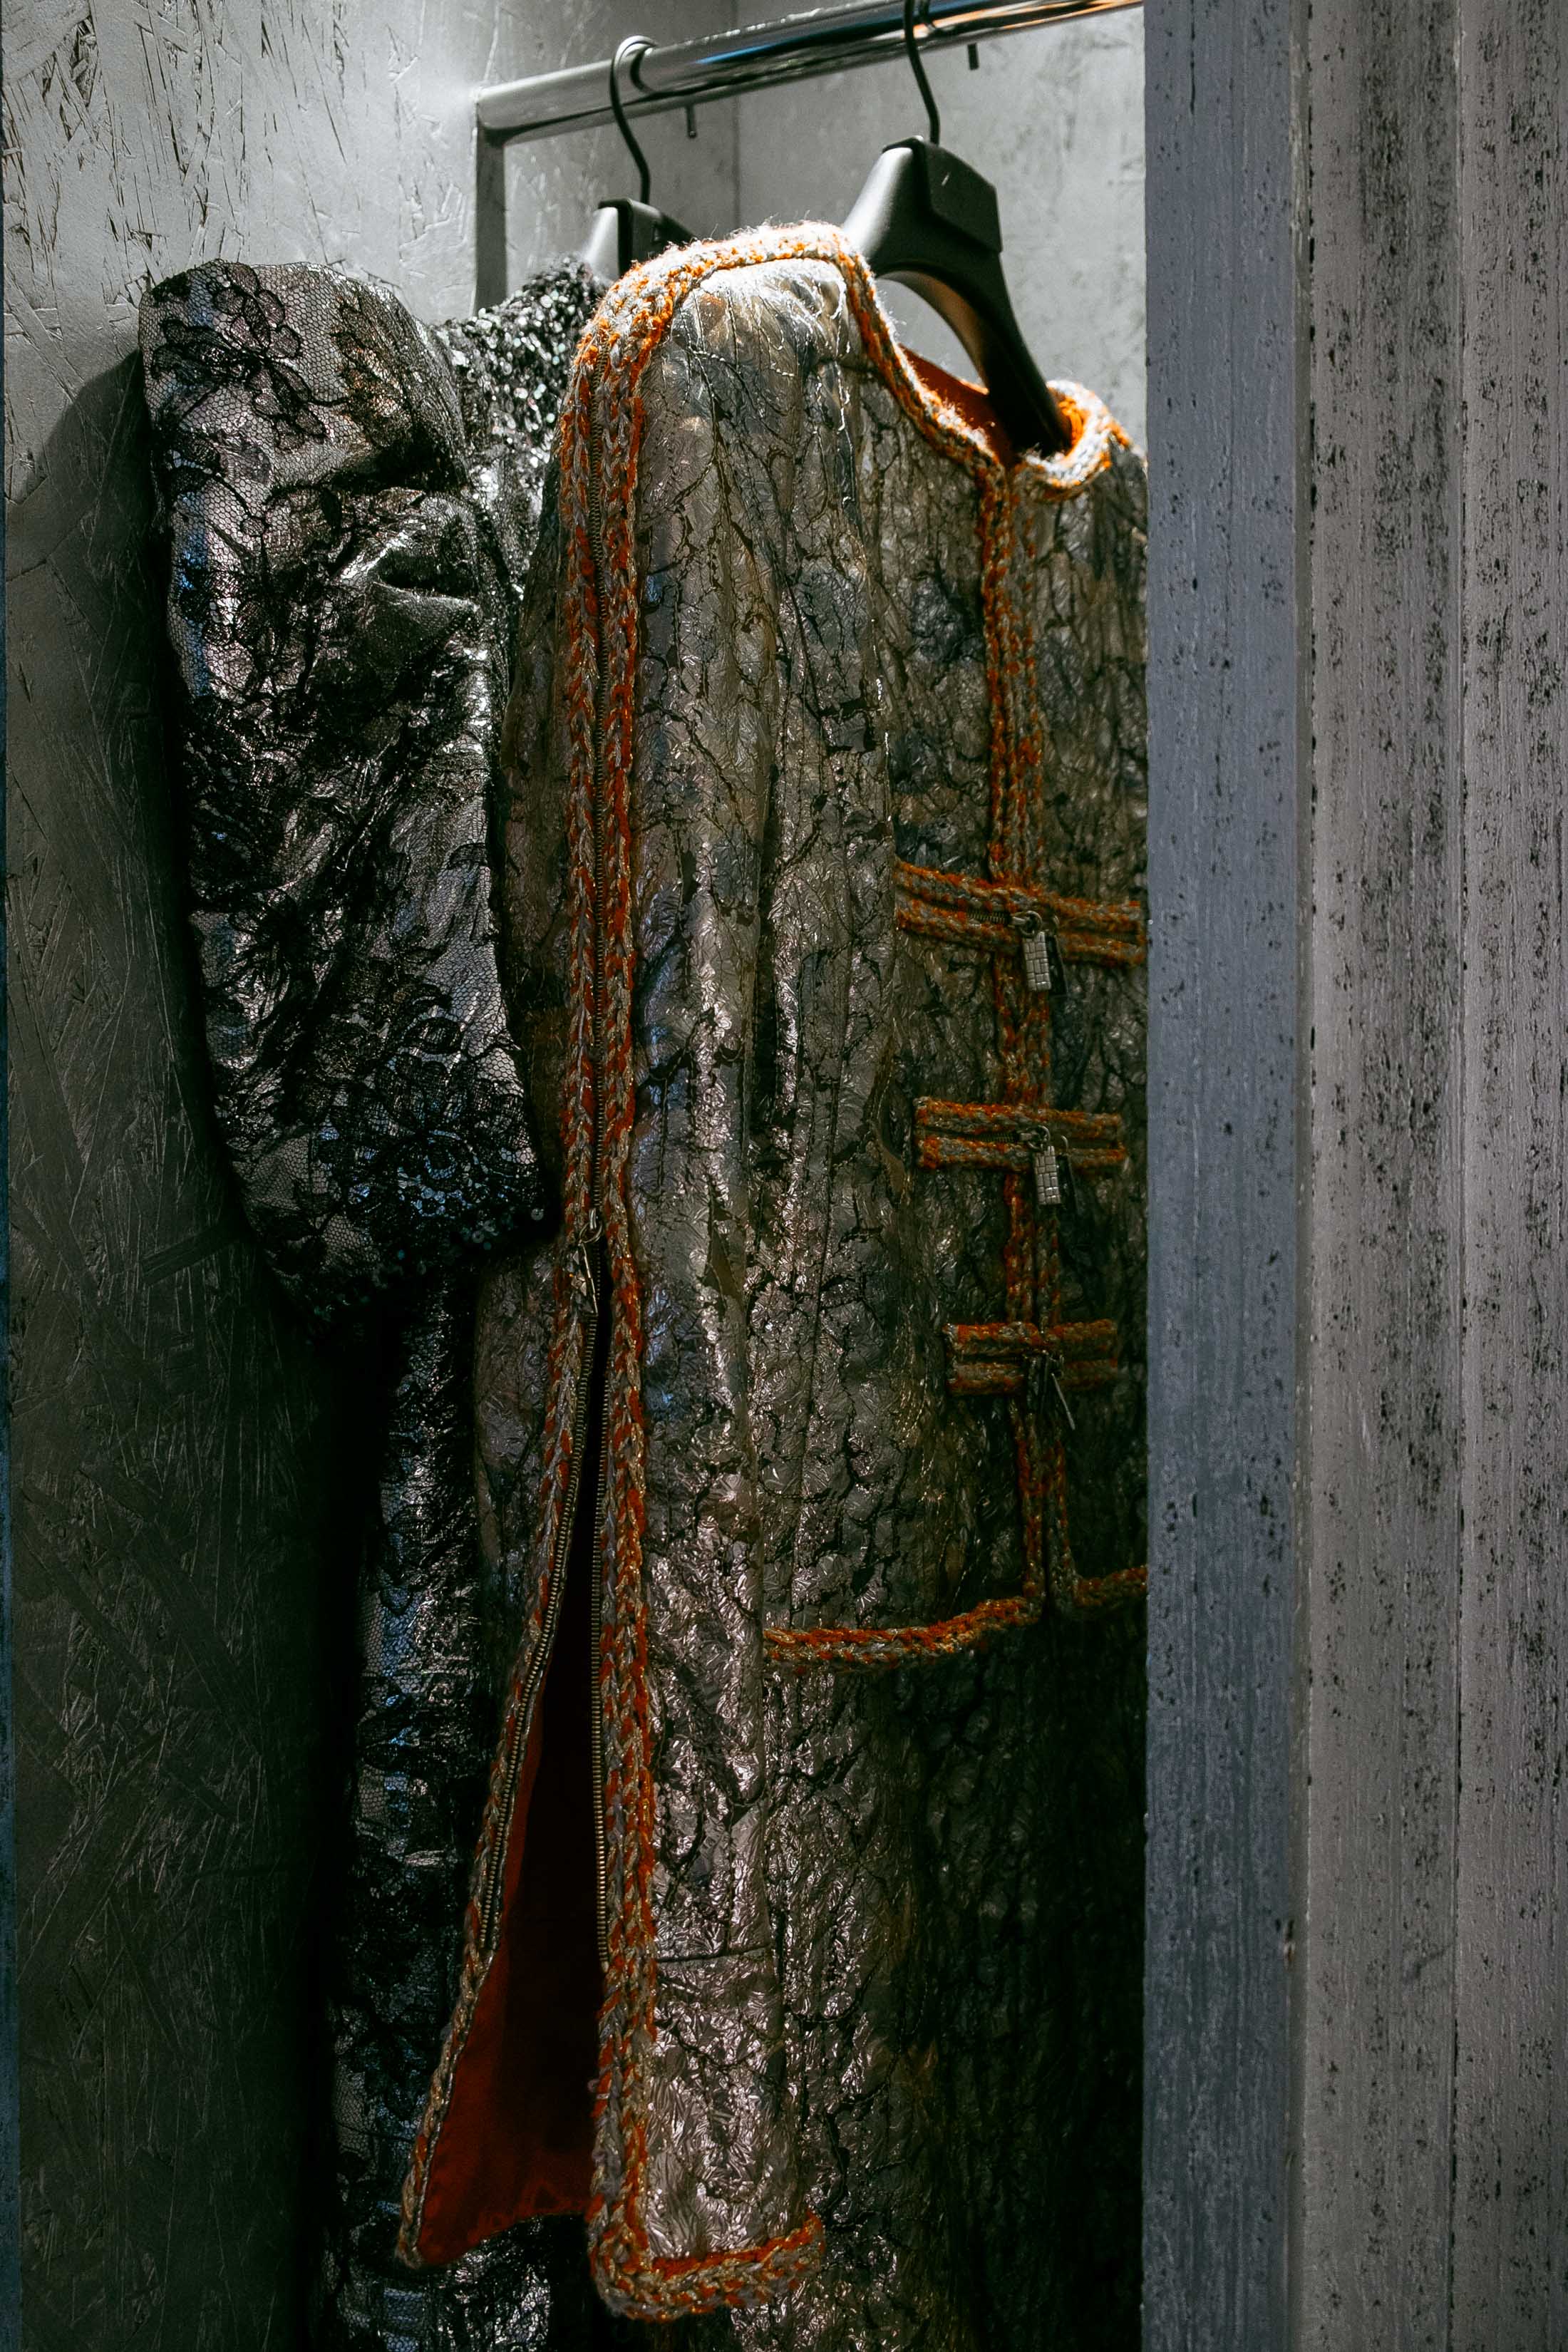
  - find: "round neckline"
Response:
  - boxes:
[897,345,1018,465]
[896,344,1120,492]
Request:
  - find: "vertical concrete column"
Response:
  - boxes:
[1148,2,1568,2344]
[1451,6,1568,2343]
[1301,0,1465,2341]
[1143,4,1309,2346]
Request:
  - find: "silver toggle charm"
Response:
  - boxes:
[1033,1141,1063,1208]
[1016,917,1054,992]
[572,1207,604,1319]
[1026,1351,1077,1431]
[1052,1368,1077,1431]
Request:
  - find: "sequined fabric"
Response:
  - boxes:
[408,235,1147,2349]
[140,258,604,2348]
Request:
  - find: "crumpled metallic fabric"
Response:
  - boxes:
[430,236,1147,2349]
[140,257,605,2348]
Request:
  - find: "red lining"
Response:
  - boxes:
[412,1507,602,2265]
[899,346,1016,465]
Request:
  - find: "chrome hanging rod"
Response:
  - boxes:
[477,0,1141,143]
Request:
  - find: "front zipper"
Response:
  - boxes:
[584,386,612,1976]
[588,1424,610,1973]
[472,1213,606,1966]
[474,1215,601,1960]
[475,381,617,1978]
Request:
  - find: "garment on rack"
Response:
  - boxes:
[143,225,1147,2352]
[395,229,1150,2352]
[139,254,606,2351]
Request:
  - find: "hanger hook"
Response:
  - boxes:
[609,36,655,205]
[902,0,941,147]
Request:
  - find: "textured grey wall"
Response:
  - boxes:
[1,4,731,2343]
[731,12,1147,450]
[1301,2,1568,2344]
[1302,0,1462,2336]
[1140,2,1304,2345]
[1145,0,1568,2343]
[1451,11,1568,2332]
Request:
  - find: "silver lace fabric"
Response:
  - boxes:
[140,257,615,2350]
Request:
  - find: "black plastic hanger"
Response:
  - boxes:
[842,1,1069,456]
[581,36,694,280]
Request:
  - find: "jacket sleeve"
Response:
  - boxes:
[140,260,547,1324]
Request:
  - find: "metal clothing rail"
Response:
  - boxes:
[477,0,1143,144]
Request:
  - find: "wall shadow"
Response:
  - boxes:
[7,354,366,2349]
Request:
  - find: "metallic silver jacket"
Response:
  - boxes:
[401,232,1149,2349]
[143,233,1147,2351]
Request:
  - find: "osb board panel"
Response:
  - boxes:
[1,2,734,2340]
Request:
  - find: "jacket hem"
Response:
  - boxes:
[589,2212,827,2323]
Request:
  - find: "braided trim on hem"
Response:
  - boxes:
[590,2213,827,2322]
[766,1594,1043,1673]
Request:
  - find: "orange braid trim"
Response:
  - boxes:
[399,226,1140,2279]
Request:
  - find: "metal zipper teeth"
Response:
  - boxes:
[585,381,612,1976]
[470,374,617,1971]
[589,1437,610,1974]
[475,1331,590,1957]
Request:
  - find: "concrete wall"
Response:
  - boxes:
[1301,3,1568,2343]
[732,11,1147,451]
[1,5,733,2343]
[1145,1,1568,2344]
[1140,2,1304,2340]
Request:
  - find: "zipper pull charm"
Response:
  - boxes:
[1015,914,1056,993]
[1033,1141,1063,1208]
[1051,1368,1078,1431]
[1026,1349,1077,1431]
[572,1207,603,1319]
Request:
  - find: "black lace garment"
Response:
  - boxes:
[140,257,609,2351]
